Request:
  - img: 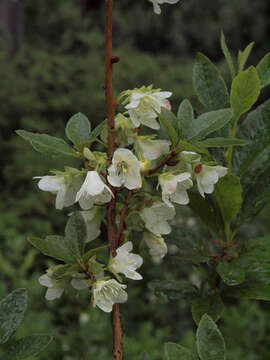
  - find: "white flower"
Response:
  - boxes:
[143,232,167,263]
[149,0,180,15]
[34,172,82,210]
[39,274,64,300]
[136,137,171,160]
[108,148,142,190]
[159,172,193,207]
[109,242,143,280]
[92,279,128,313]
[71,274,90,291]
[125,88,172,129]
[194,164,228,197]
[80,207,103,243]
[75,171,113,210]
[140,202,175,237]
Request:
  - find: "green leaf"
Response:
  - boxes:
[193,53,229,111]
[16,130,77,158]
[64,212,86,259]
[177,99,194,139]
[82,245,108,263]
[167,227,209,263]
[158,108,178,145]
[241,236,270,262]
[149,280,198,301]
[3,335,53,359]
[88,119,107,144]
[0,289,27,344]
[234,99,270,176]
[191,295,225,325]
[188,192,220,236]
[230,66,261,117]
[196,314,226,360]
[220,32,236,79]
[28,235,74,263]
[65,113,91,147]
[257,52,270,88]
[214,175,242,222]
[187,108,234,141]
[216,260,245,286]
[195,137,248,148]
[237,42,254,73]
[164,343,197,360]
[229,263,270,300]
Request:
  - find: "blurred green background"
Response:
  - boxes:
[0,0,270,359]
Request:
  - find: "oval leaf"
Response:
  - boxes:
[191,295,225,325]
[158,108,178,145]
[4,335,53,360]
[214,175,242,223]
[193,53,229,111]
[165,342,197,360]
[196,314,226,360]
[16,130,77,158]
[65,113,91,147]
[0,289,27,344]
[195,137,248,148]
[230,66,261,117]
[177,99,194,139]
[28,235,74,263]
[187,108,234,141]
[217,260,245,286]
[65,212,86,259]
[257,52,270,88]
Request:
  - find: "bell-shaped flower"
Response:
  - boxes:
[159,172,193,207]
[109,242,143,280]
[149,0,180,15]
[124,87,172,129]
[140,202,175,237]
[92,279,128,313]
[135,136,171,160]
[80,207,104,243]
[143,232,167,263]
[194,164,228,198]
[76,171,113,210]
[39,273,65,301]
[108,148,142,190]
[34,168,83,210]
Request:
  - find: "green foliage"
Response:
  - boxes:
[28,235,74,263]
[177,99,194,139]
[149,280,198,301]
[16,130,77,158]
[64,212,86,259]
[230,66,261,118]
[216,260,245,286]
[195,137,248,148]
[3,335,53,360]
[214,175,242,223]
[0,289,27,344]
[237,42,254,73]
[220,32,236,79]
[65,113,91,150]
[257,53,270,88]
[158,108,178,146]
[193,53,229,111]
[186,108,234,141]
[196,314,226,360]
[191,295,225,325]
[164,342,196,360]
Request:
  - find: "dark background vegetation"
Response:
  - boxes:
[0,0,269,359]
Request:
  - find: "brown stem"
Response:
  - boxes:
[104,1,123,359]
[145,151,176,178]
[116,190,133,246]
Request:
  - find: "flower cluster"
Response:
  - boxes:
[34,85,227,313]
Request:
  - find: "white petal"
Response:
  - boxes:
[37,175,65,191]
[170,189,190,205]
[71,279,89,290]
[39,274,53,287]
[117,241,133,254]
[45,287,64,301]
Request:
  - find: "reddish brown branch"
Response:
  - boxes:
[104,1,123,359]
[116,190,133,246]
[145,151,176,177]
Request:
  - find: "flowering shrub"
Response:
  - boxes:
[14,0,270,359]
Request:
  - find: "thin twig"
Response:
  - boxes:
[104,1,123,359]
[145,151,176,178]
